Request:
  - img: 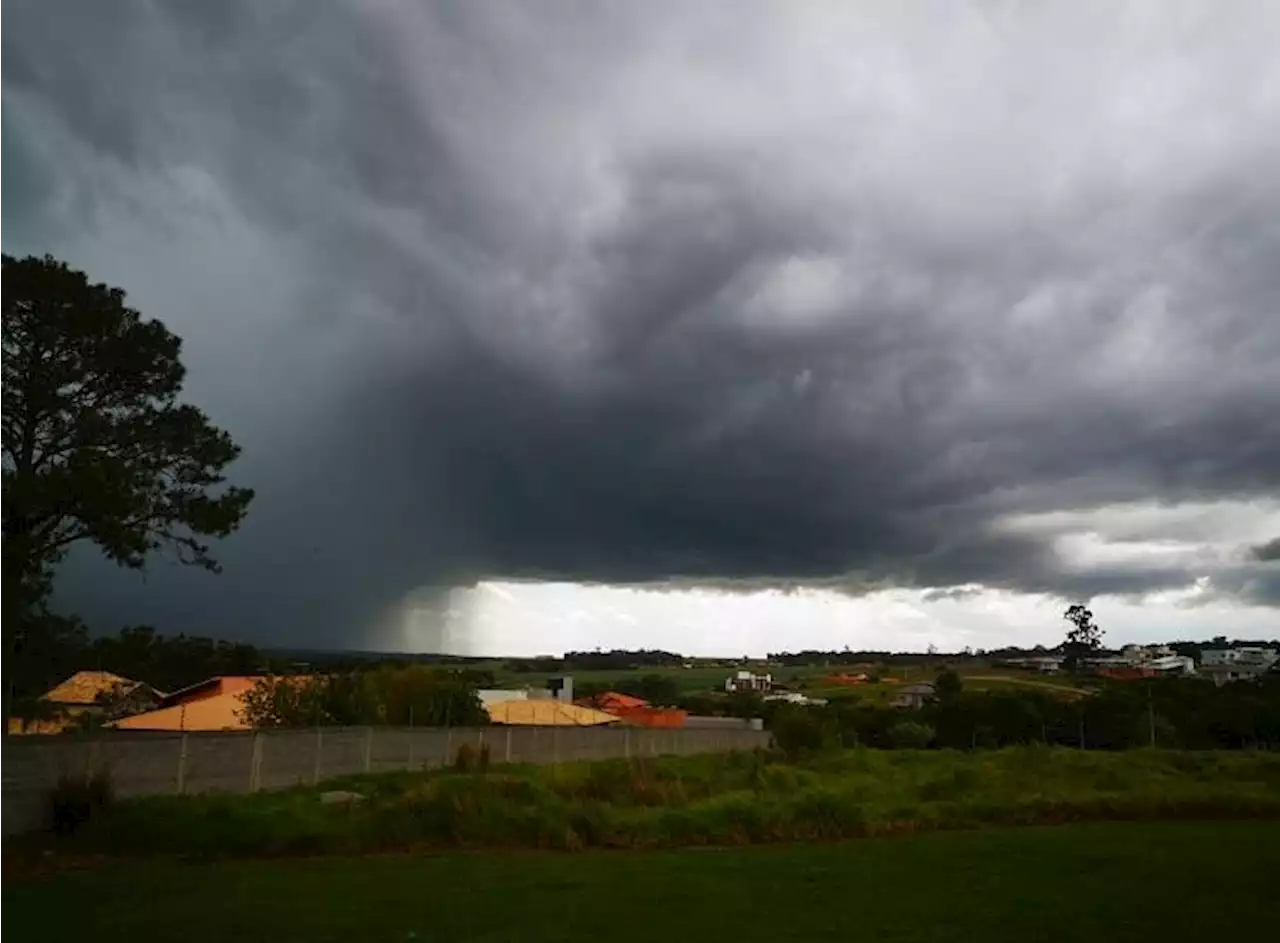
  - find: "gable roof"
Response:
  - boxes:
[161,675,261,705]
[109,691,252,732]
[41,671,142,706]
[899,683,936,695]
[586,691,649,711]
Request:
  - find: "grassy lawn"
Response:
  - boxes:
[6,822,1278,942]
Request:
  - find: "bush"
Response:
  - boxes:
[772,709,828,760]
[454,742,492,772]
[888,721,936,749]
[46,768,114,836]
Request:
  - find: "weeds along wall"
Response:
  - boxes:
[1,724,770,836]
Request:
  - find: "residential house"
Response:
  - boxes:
[8,670,163,735]
[1199,648,1277,685]
[725,671,773,694]
[890,682,936,709]
[1200,654,1276,685]
[109,676,268,732]
[574,691,688,728]
[1201,647,1278,667]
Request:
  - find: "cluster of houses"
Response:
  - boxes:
[1000,645,1278,685]
[8,670,748,736]
[724,670,830,707]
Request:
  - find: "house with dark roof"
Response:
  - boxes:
[890,682,936,710]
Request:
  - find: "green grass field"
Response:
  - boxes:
[6,822,1278,942]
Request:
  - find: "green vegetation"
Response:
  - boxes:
[31,748,1280,859]
[7,822,1278,942]
[239,665,488,728]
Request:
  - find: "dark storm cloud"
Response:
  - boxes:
[4,0,1280,646]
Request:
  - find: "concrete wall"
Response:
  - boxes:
[2,724,770,836]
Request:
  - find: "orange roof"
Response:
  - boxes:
[163,675,261,705]
[589,692,650,711]
[109,691,252,732]
[41,671,141,706]
[487,700,621,726]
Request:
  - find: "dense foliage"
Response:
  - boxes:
[7,620,265,706]
[3,254,253,699]
[776,672,1280,752]
[575,673,682,706]
[238,665,487,728]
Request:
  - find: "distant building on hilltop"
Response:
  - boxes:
[725,671,773,694]
[1199,647,1278,685]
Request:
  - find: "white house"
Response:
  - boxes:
[1199,648,1277,685]
[1121,644,1174,664]
[1201,647,1277,667]
[725,671,773,694]
[1145,655,1196,676]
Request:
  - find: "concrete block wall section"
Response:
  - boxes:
[1,725,771,836]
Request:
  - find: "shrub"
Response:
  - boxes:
[453,742,479,772]
[888,721,936,749]
[46,768,114,836]
[772,709,829,760]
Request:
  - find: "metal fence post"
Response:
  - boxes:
[443,728,453,768]
[363,726,374,773]
[313,726,323,785]
[249,732,263,792]
[176,733,188,795]
[504,728,512,764]
[624,726,631,759]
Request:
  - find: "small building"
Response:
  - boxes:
[890,682,935,710]
[574,691,687,729]
[579,691,649,712]
[1201,647,1277,668]
[1200,662,1275,686]
[1146,655,1195,676]
[725,671,773,694]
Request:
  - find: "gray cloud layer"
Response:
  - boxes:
[4,1,1279,646]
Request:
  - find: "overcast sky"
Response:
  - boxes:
[4,1,1278,655]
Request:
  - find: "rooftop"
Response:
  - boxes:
[41,671,145,706]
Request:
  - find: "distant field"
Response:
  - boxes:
[491,661,1033,698]
[494,664,738,693]
[7,822,1278,942]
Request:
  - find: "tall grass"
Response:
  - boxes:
[49,747,1280,859]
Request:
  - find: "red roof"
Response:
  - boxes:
[592,692,650,711]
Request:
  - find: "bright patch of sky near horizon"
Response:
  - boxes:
[389,499,1280,657]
